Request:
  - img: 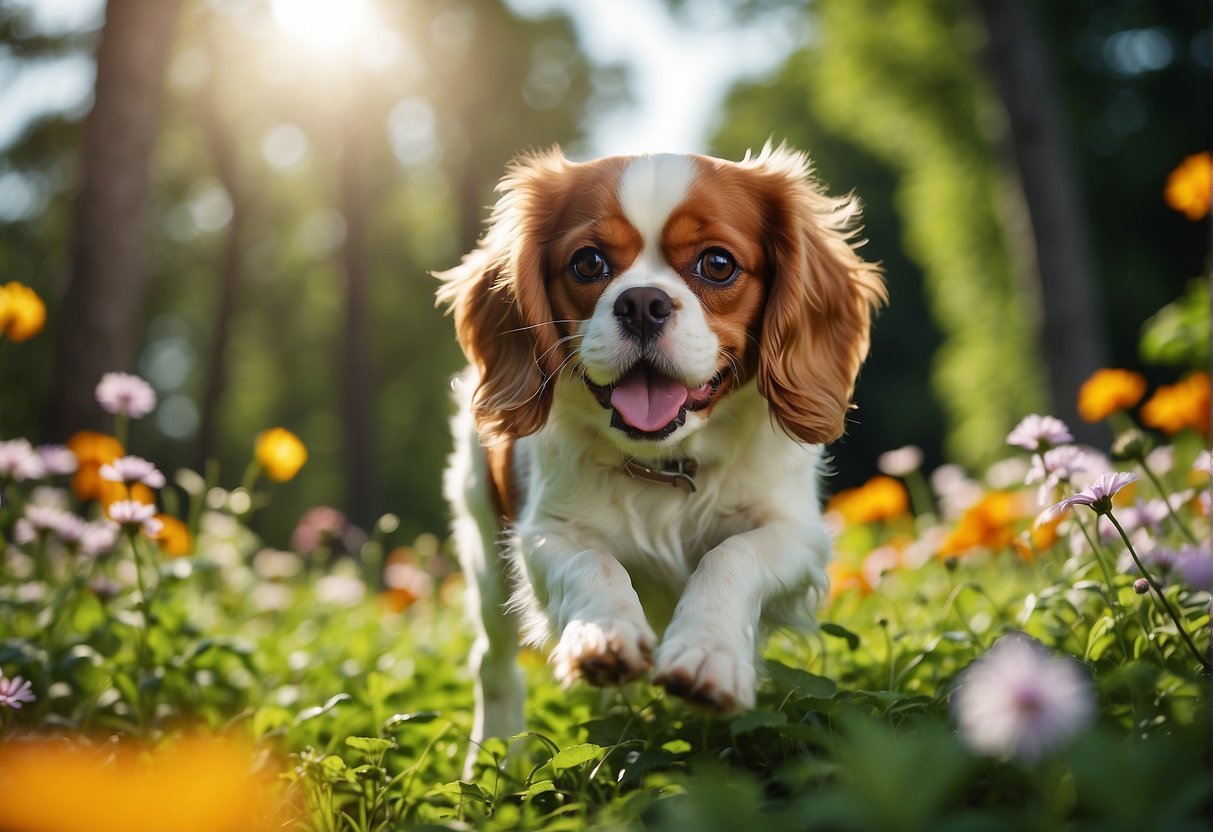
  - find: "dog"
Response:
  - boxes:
[437,143,885,766]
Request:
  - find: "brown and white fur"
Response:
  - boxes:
[437,144,885,768]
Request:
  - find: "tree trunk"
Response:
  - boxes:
[43,0,181,441]
[977,0,1109,440]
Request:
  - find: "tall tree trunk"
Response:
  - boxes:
[43,0,181,441]
[339,113,377,530]
[196,24,245,468]
[977,0,1109,440]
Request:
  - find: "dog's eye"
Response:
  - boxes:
[570,248,610,282]
[697,248,739,284]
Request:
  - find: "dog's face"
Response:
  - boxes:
[438,145,885,453]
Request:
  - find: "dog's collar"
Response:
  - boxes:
[622,457,698,494]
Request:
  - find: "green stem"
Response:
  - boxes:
[1106,511,1209,671]
[114,413,129,451]
[1139,460,1199,546]
[127,528,155,733]
[1073,513,1130,659]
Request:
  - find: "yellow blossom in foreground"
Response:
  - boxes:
[1077,368,1146,423]
[0,282,47,342]
[0,735,293,832]
[255,427,308,482]
[1140,373,1210,438]
[153,513,193,557]
[826,475,910,526]
[940,491,1026,558]
[1164,151,1212,221]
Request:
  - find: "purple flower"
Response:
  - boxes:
[951,633,1094,763]
[1174,545,1213,592]
[0,672,36,709]
[106,500,163,536]
[95,372,157,419]
[1006,415,1074,452]
[1037,472,1139,526]
[0,439,44,482]
[1026,446,1088,505]
[1192,450,1212,478]
[80,520,121,558]
[36,444,77,476]
[99,456,166,489]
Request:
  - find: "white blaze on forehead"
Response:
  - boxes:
[617,154,696,256]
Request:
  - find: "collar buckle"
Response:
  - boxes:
[623,458,698,494]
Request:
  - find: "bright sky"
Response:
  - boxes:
[0,0,800,156]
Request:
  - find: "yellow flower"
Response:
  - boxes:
[1077,368,1147,423]
[1164,151,1212,221]
[939,491,1025,558]
[67,430,124,503]
[153,513,193,557]
[0,282,47,342]
[255,427,308,482]
[1140,373,1210,437]
[826,475,910,526]
[0,734,293,832]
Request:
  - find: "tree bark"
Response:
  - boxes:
[977,0,1109,440]
[43,0,181,441]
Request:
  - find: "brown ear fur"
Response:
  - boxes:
[749,145,887,445]
[435,150,570,444]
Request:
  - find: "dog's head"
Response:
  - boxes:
[437,144,886,453]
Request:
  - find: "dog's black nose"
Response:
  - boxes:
[614,286,672,344]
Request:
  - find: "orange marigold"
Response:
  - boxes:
[827,561,873,601]
[0,281,47,342]
[1164,151,1212,221]
[67,431,125,503]
[939,491,1025,558]
[255,427,308,483]
[1077,368,1147,423]
[1140,373,1210,437]
[826,475,910,526]
[152,514,193,557]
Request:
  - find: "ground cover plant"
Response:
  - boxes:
[0,325,1208,831]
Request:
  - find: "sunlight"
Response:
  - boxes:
[270,0,377,54]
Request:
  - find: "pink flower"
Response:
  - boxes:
[877,445,924,477]
[951,633,1094,763]
[0,439,44,482]
[1037,472,1139,526]
[1006,414,1074,451]
[95,372,157,419]
[80,520,121,558]
[106,500,163,536]
[1025,446,1087,505]
[99,456,166,489]
[36,444,77,476]
[0,672,36,709]
[1174,545,1213,591]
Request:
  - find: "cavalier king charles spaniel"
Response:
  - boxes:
[437,143,885,766]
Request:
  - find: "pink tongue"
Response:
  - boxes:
[609,366,690,432]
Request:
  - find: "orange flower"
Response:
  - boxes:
[67,431,124,503]
[1140,373,1210,437]
[254,427,308,483]
[1013,515,1063,562]
[1164,151,1212,221]
[152,513,193,557]
[827,561,873,601]
[826,475,910,526]
[0,281,47,342]
[1077,368,1147,422]
[0,734,293,832]
[939,491,1025,558]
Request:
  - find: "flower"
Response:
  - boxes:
[0,282,47,342]
[0,671,36,709]
[1025,446,1087,505]
[1164,151,1212,221]
[951,633,1095,763]
[1005,414,1074,451]
[0,438,45,482]
[825,476,910,525]
[290,505,350,552]
[80,520,121,559]
[67,431,125,502]
[1140,373,1210,437]
[107,500,163,536]
[876,445,924,477]
[255,427,308,483]
[152,514,193,558]
[95,372,157,419]
[36,444,78,476]
[1077,368,1146,423]
[1174,545,1213,591]
[1037,471,1139,526]
[381,560,435,613]
[939,491,1025,557]
[100,455,167,489]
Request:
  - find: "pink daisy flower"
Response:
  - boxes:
[95,372,157,419]
[0,672,36,709]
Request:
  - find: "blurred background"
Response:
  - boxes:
[0,0,1207,545]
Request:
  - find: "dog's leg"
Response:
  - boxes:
[653,522,829,714]
[446,414,524,775]
[517,534,656,688]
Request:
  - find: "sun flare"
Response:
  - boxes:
[270,0,377,53]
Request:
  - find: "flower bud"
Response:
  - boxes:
[1132,578,1150,595]
[1111,429,1152,462]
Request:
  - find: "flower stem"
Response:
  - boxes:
[1139,460,1199,546]
[127,529,154,733]
[1106,511,1209,671]
[1074,513,1129,658]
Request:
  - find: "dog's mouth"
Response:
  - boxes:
[583,363,726,440]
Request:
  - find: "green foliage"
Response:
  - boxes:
[1140,278,1209,369]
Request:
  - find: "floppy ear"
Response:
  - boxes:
[751,145,887,445]
[435,150,569,444]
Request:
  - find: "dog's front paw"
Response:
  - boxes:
[550,618,655,687]
[652,634,756,715]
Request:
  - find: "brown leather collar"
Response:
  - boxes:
[622,458,698,493]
